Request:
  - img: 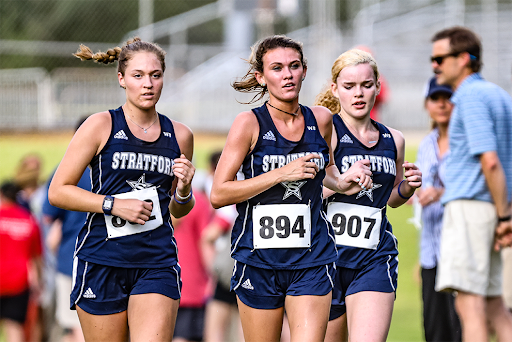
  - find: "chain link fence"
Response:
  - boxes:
[1,0,511,132]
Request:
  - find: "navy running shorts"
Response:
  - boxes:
[329,254,398,320]
[231,261,335,309]
[71,257,182,315]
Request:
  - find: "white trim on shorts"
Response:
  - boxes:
[232,261,247,292]
[75,259,89,306]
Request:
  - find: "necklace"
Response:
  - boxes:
[126,113,158,133]
[340,114,378,144]
[266,102,300,116]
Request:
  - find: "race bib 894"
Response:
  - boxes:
[252,204,311,249]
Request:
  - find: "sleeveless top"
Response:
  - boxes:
[325,115,398,269]
[74,106,180,268]
[231,103,337,270]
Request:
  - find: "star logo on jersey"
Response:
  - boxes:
[126,173,155,191]
[281,180,306,200]
[355,183,382,202]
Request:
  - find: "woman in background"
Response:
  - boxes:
[416,76,461,342]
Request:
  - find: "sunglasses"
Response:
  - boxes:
[430,52,462,65]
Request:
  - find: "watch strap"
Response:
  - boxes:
[102,195,114,216]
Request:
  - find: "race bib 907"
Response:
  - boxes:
[326,202,382,249]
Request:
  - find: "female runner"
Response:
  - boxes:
[48,38,195,342]
[315,49,422,342]
[210,35,371,342]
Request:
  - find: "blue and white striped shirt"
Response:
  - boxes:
[442,73,512,205]
[416,128,448,268]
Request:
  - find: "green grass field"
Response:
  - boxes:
[0,132,425,342]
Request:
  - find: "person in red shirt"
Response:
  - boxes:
[0,181,43,342]
[172,188,214,342]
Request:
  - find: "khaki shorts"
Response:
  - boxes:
[435,200,502,296]
[55,273,81,329]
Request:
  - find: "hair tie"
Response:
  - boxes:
[397,180,412,200]
[174,189,193,205]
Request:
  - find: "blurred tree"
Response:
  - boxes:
[0,0,216,70]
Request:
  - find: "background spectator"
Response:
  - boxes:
[432,26,512,341]
[415,76,461,342]
[0,180,43,342]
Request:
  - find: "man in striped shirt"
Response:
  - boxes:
[431,26,512,342]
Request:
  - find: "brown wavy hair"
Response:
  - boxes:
[232,35,307,104]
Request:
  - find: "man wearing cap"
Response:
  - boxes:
[431,26,512,341]
[416,77,462,342]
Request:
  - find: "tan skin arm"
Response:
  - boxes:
[169,121,195,218]
[200,219,226,273]
[417,186,444,207]
[211,110,325,209]
[49,112,153,225]
[479,151,512,250]
[387,127,422,208]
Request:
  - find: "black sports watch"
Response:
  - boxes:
[102,195,115,216]
[498,215,512,223]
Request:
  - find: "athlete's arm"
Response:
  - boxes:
[48,112,153,225]
[387,127,422,208]
[479,151,512,250]
[169,121,195,218]
[210,111,320,209]
[312,106,372,196]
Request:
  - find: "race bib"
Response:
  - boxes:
[105,187,163,238]
[326,202,382,249]
[252,204,311,249]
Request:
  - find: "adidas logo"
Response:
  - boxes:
[83,287,96,299]
[263,130,276,141]
[382,133,391,138]
[163,132,172,138]
[340,134,353,144]
[114,130,128,140]
[241,279,254,290]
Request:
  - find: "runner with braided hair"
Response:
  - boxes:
[49,38,195,341]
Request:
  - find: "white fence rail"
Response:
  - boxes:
[1,2,511,133]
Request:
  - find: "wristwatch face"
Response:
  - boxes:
[103,197,113,210]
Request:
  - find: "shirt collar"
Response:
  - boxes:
[451,73,483,104]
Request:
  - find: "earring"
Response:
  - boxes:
[120,85,126,89]
[302,77,305,81]
[261,83,266,87]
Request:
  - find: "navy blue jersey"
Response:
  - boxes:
[74,106,180,268]
[325,115,398,269]
[231,103,337,270]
